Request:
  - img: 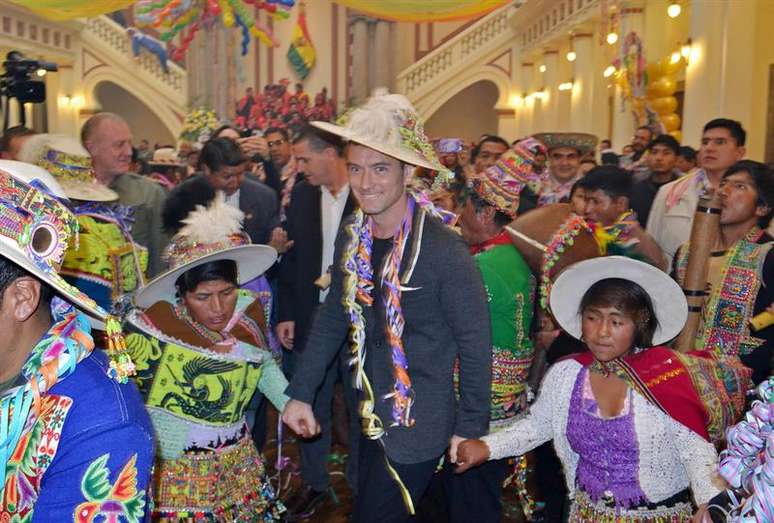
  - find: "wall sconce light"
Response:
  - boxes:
[539,64,547,73]
[59,94,85,109]
[558,81,574,91]
[566,35,576,62]
[606,32,618,45]
[667,2,681,18]
[603,65,617,78]
[680,38,692,59]
[670,51,681,64]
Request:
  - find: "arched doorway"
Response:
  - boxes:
[424,80,499,141]
[94,81,176,147]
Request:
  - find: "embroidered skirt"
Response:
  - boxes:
[569,489,693,523]
[490,348,532,428]
[153,436,284,522]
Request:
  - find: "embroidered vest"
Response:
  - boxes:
[1,394,73,520]
[675,228,768,357]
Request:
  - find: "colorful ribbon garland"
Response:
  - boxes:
[718,378,774,521]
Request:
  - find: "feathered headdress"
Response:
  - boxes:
[166,192,248,269]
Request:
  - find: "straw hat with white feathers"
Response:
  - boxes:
[312,93,453,187]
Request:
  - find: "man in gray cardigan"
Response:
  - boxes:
[282,94,491,522]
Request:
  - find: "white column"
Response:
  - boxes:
[372,20,393,92]
[570,33,594,132]
[539,51,559,131]
[351,16,369,104]
[519,62,534,136]
[682,0,756,148]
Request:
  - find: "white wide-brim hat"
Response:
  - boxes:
[58,179,118,202]
[310,93,446,172]
[133,244,277,308]
[0,160,107,325]
[549,256,687,345]
[18,134,119,203]
[148,147,185,167]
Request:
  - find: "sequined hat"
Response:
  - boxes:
[134,192,277,308]
[18,134,118,202]
[469,137,546,218]
[437,138,463,154]
[533,132,598,154]
[0,160,108,323]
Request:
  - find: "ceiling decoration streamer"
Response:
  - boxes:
[6,0,135,20]
[133,0,295,60]
[330,0,510,23]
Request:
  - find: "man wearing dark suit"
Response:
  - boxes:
[169,137,280,244]
[277,127,358,519]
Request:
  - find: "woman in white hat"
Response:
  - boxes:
[456,256,751,522]
[122,192,286,521]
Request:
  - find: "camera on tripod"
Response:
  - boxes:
[1,51,58,104]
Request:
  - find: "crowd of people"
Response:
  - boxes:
[0,89,771,523]
[235,81,337,133]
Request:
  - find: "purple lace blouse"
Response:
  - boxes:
[566,367,649,508]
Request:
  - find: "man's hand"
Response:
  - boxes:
[454,439,490,474]
[282,399,320,438]
[238,136,269,160]
[276,321,295,350]
[269,227,294,254]
[692,504,710,523]
[448,434,465,464]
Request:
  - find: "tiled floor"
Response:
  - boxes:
[262,408,527,522]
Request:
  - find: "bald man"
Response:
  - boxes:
[82,113,167,277]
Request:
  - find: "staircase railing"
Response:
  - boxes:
[82,15,187,101]
[396,5,515,99]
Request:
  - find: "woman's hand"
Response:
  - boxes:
[454,439,490,474]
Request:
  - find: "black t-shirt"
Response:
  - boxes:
[630,174,677,227]
[364,237,393,379]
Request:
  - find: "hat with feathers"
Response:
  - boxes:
[133,192,276,308]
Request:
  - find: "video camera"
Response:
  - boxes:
[1,51,58,104]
